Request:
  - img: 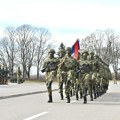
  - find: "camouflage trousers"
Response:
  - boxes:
[46,81,53,96]
[45,71,56,96]
[82,73,93,98]
[57,72,67,94]
[65,70,75,96]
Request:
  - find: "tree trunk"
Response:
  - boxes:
[114,70,118,80]
[27,66,31,79]
[37,66,40,79]
[23,65,27,79]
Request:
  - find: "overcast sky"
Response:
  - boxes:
[0,0,120,47]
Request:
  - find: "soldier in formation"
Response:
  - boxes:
[0,64,26,85]
[0,65,9,85]
[9,67,24,84]
[42,43,112,104]
[78,51,92,103]
[41,49,59,103]
[57,47,78,103]
[57,43,66,100]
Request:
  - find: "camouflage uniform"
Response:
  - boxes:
[94,56,111,95]
[98,58,105,94]
[102,62,110,92]
[41,49,58,103]
[58,47,77,103]
[74,61,80,100]
[89,54,100,98]
[57,48,66,100]
[79,51,92,104]
[75,52,82,100]
[0,66,9,85]
[4,66,9,85]
[87,52,95,101]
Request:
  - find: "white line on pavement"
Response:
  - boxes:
[71,100,77,103]
[23,112,48,120]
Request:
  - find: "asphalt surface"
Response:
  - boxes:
[0,81,120,120]
[0,81,120,100]
[0,82,58,99]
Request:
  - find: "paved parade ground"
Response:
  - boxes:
[0,82,58,99]
[0,81,120,120]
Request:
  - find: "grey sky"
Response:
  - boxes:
[0,0,120,47]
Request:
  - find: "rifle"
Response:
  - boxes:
[41,61,56,73]
[76,64,89,74]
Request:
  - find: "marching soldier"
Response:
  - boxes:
[58,47,77,103]
[41,49,59,103]
[57,47,66,100]
[79,51,92,104]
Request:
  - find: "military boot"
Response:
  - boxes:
[83,96,87,104]
[90,94,93,101]
[60,93,64,100]
[80,92,83,99]
[76,92,79,100]
[94,93,97,99]
[96,92,100,97]
[66,95,70,103]
[70,90,72,97]
[73,89,75,96]
[48,95,52,103]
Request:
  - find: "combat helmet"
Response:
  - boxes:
[57,48,66,57]
[58,49,65,54]
[94,54,99,60]
[66,47,71,52]
[89,51,94,55]
[82,51,89,55]
[48,49,55,54]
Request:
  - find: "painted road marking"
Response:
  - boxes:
[23,112,48,120]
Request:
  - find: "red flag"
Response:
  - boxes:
[71,39,80,60]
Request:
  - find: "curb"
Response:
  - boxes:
[0,89,58,100]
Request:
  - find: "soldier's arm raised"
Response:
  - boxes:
[57,55,67,70]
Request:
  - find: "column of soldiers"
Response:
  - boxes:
[0,66,9,85]
[41,43,112,104]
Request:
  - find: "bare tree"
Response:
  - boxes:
[84,29,120,80]
[81,30,104,56]
[16,24,35,78]
[103,29,114,64]
[92,30,105,56]
[0,49,7,66]
[81,29,120,79]
[0,24,54,80]
[26,39,36,78]
[110,37,120,80]
[34,28,52,79]
[103,29,120,80]
[0,27,17,77]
